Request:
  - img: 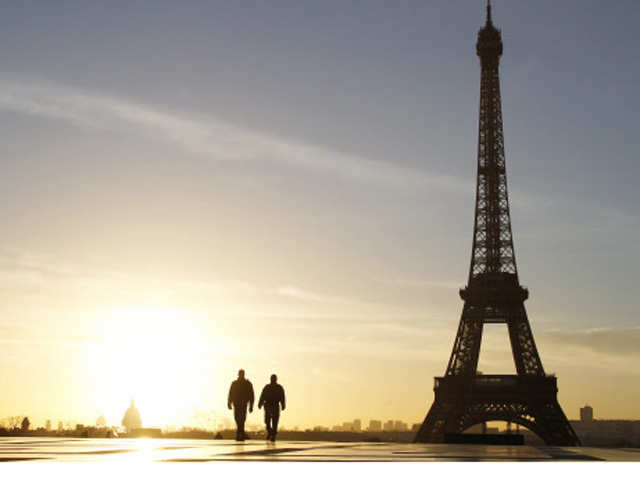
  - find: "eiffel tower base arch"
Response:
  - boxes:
[414,375,580,446]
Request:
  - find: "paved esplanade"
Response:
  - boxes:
[1,438,639,462]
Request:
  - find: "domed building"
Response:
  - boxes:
[121,399,142,433]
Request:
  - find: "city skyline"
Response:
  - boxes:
[1,0,640,432]
[2,401,625,436]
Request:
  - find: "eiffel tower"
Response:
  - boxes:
[414,2,579,446]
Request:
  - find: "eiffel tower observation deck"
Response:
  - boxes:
[414,2,580,446]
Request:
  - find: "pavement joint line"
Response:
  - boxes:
[222,443,356,456]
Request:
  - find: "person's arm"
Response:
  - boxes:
[280,386,286,411]
[249,382,255,412]
[258,386,265,409]
[227,382,234,409]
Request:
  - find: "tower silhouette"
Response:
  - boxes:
[414,2,579,446]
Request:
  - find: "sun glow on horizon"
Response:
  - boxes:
[88,305,219,428]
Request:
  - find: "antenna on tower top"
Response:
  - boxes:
[487,0,493,25]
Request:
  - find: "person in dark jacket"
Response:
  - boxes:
[227,369,255,441]
[258,374,286,441]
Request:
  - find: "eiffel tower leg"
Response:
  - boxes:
[507,304,545,376]
[414,399,447,443]
[530,399,581,446]
[445,303,484,376]
[415,389,472,443]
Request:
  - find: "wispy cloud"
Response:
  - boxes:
[0,246,435,326]
[275,285,370,306]
[0,78,469,192]
[540,327,640,358]
[375,277,461,289]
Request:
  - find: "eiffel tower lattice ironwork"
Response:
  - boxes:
[414,2,580,446]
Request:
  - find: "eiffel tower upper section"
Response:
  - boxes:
[468,1,518,288]
[446,1,545,378]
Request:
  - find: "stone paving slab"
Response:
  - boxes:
[0,437,638,462]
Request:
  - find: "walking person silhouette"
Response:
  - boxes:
[258,374,286,442]
[227,369,254,441]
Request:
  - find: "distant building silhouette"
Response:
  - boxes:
[122,400,142,433]
[466,423,499,434]
[96,415,107,427]
[394,421,408,432]
[21,417,30,432]
[353,419,362,432]
[130,427,161,438]
[571,418,640,446]
[580,405,594,423]
[45,420,51,431]
[57,421,63,432]
[368,420,382,432]
[383,420,394,432]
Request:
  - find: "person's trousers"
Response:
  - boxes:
[265,407,280,438]
[233,403,248,440]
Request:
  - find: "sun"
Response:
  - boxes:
[91,305,214,428]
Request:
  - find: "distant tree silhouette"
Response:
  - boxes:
[21,417,30,432]
[0,416,22,429]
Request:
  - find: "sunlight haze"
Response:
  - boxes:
[1,0,639,431]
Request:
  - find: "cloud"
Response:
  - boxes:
[0,338,90,349]
[275,285,370,305]
[0,317,97,349]
[0,78,469,192]
[540,327,640,358]
[0,245,259,297]
[375,277,461,289]
[0,246,442,337]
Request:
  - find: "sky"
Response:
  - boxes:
[0,0,639,431]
